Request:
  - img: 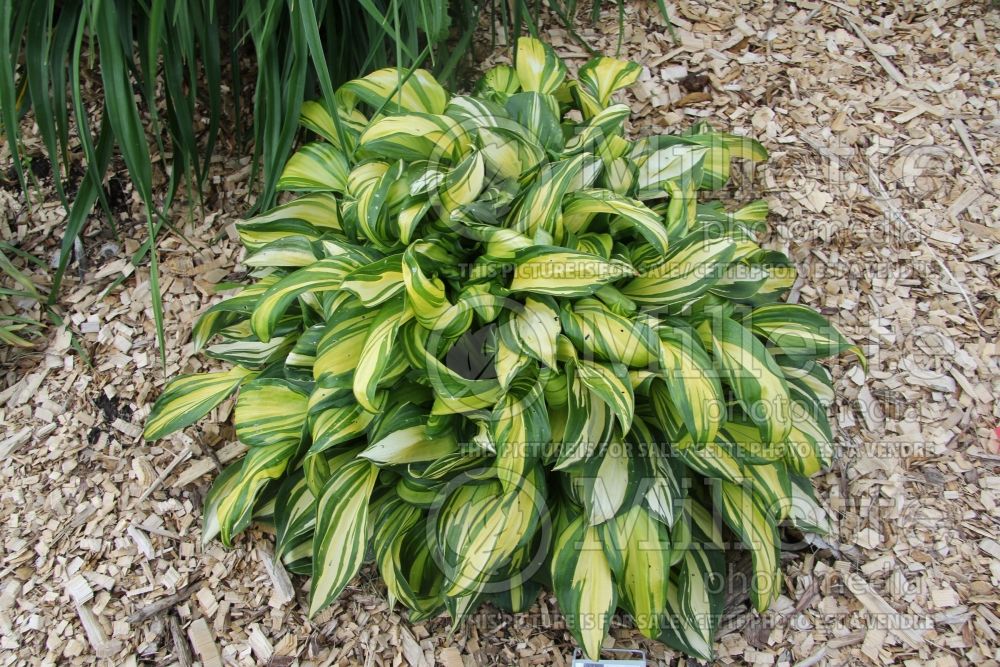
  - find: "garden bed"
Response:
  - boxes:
[1,2,998,665]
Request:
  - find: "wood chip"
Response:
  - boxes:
[127,579,204,623]
[169,612,194,667]
[258,548,295,606]
[845,572,926,649]
[127,525,155,560]
[247,623,274,662]
[75,603,124,659]
[0,427,31,459]
[187,618,223,667]
[66,575,94,606]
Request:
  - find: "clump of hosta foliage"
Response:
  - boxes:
[146,38,863,660]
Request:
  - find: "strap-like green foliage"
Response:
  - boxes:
[145,37,862,661]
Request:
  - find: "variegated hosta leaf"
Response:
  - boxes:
[719,420,784,463]
[489,541,543,614]
[721,132,769,162]
[201,460,242,546]
[562,189,669,255]
[716,480,781,611]
[662,179,698,242]
[439,150,486,213]
[353,297,412,413]
[310,458,380,616]
[603,504,671,638]
[144,366,256,440]
[311,448,361,498]
[312,300,378,381]
[251,252,376,342]
[342,67,448,115]
[676,439,745,485]
[743,303,866,370]
[575,434,633,525]
[341,254,405,307]
[237,193,342,251]
[681,124,768,190]
[404,326,503,415]
[353,161,407,249]
[787,474,832,534]
[709,261,768,301]
[504,296,560,368]
[655,324,725,445]
[234,378,309,447]
[783,397,835,476]
[512,154,591,236]
[244,236,322,268]
[478,124,545,180]
[577,56,642,113]
[621,232,736,309]
[644,443,682,526]
[515,37,566,95]
[777,354,835,406]
[479,64,520,98]
[634,142,707,194]
[445,95,508,129]
[711,316,792,444]
[436,468,544,597]
[284,323,325,379]
[299,100,366,149]
[563,104,630,155]
[309,394,374,456]
[217,437,300,546]
[562,298,659,369]
[551,515,617,660]
[399,244,464,323]
[750,250,798,304]
[274,471,316,574]
[555,364,614,470]
[574,359,634,433]
[358,112,469,162]
[510,246,635,298]
[277,142,350,193]
[373,496,444,616]
[742,459,793,522]
[361,423,458,465]
[491,369,550,493]
[660,542,725,661]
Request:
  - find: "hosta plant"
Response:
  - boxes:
[145,38,863,660]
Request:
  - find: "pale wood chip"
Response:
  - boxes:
[187,618,223,667]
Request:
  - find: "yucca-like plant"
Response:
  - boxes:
[145,38,863,660]
[0,244,44,347]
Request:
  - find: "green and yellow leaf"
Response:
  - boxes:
[277,142,350,193]
[606,505,671,638]
[551,515,617,660]
[711,316,792,444]
[145,366,256,440]
[342,68,448,115]
[621,233,735,308]
[234,379,309,447]
[716,480,781,611]
[515,37,566,95]
[510,246,635,298]
[309,458,380,615]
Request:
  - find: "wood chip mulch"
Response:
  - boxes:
[1,1,998,665]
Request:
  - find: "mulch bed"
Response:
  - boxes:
[1,1,998,665]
